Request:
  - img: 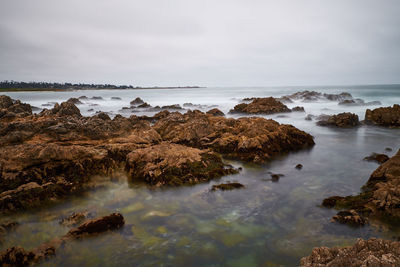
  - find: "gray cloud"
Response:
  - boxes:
[0,0,399,86]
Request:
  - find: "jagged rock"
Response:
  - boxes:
[211,183,244,191]
[0,246,35,266]
[67,213,124,238]
[365,104,400,127]
[130,97,145,105]
[66,98,83,105]
[41,101,82,117]
[317,112,359,128]
[279,91,353,102]
[230,97,291,114]
[206,108,224,116]
[322,149,400,224]
[0,95,32,120]
[300,238,400,267]
[161,104,183,110]
[126,143,237,186]
[0,213,125,266]
[331,209,368,226]
[153,110,315,163]
[291,106,305,112]
[137,102,151,108]
[364,153,390,164]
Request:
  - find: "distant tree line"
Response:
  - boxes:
[0,80,135,90]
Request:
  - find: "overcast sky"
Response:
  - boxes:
[0,0,399,87]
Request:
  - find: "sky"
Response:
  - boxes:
[0,0,399,87]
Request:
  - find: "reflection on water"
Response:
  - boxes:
[1,86,400,266]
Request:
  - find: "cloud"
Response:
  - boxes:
[0,0,399,86]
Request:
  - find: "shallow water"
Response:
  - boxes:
[2,85,400,266]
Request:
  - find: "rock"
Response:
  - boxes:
[67,213,124,238]
[386,147,393,152]
[279,91,353,102]
[0,95,14,109]
[66,98,83,105]
[300,238,400,267]
[331,209,368,226]
[0,221,18,242]
[339,99,382,106]
[0,213,125,266]
[59,211,93,227]
[291,106,305,112]
[137,102,151,108]
[295,164,303,170]
[130,97,145,105]
[43,101,82,117]
[230,97,291,115]
[211,183,244,191]
[90,96,103,100]
[161,104,183,110]
[206,108,225,116]
[304,114,315,121]
[0,246,35,266]
[0,95,32,120]
[126,143,238,186]
[364,153,390,164]
[365,104,400,127]
[316,112,359,128]
[111,97,121,100]
[322,149,400,224]
[87,108,94,112]
[271,174,281,182]
[78,96,88,100]
[153,110,315,163]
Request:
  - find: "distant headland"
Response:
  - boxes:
[0,81,202,92]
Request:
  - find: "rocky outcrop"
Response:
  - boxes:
[300,238,400,267]
[322,149,400,226]
[153,110,315,163]
[0,213,124,266]
[364,153,390,164]
[0,95,32,121]
[126,143,237,186]
[130,97,145,105]
[230,97,291,115]
[211,183,244,191]
[206,108,224,116]
[278,91,353,103]
[339,99,381,106]
[0,96,315,212]
[365,104,400,127]
[316,113,359,128]
[291,106,305,112]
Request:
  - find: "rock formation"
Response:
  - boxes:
[230,97,291,115]
[316,113,359,128]
[300,238,400,267]
[365,104,400,127]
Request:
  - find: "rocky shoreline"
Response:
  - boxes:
[1,90,400,266]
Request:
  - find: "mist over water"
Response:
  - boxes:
[2,85,400,266]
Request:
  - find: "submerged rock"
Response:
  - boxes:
[211,183,244,191]
[300,238,400,267]
[322,149,400,225]
[331,209,368,226]
[126,143,238,186]
[59,211,93,227]
[295,164,303,170]
[365,104,400,127]
[111,97,121,100]
[363,153,390,164]
[0,213,125,265]
[316,112,359,128]
[230,97,291,115]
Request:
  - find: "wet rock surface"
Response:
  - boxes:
[364,153,390,164]
[0,213,125,266]
[365,104,400,127]
[211,183,244,191]
[278,90,353,102]
[316,112,359,128]
[300,238,400,267]
[126,143,237,186]
[0,95,314,212]
[230,97,291,115]
[322,149,400,226]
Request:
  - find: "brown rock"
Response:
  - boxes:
[130,97,145,105]
[365,104,400,127]
[291,106,305,112]
[67,213,124,238]
[0,246,35,266]
[331,209,368,226]
[300,238,400,267]
[211,182,244,191]
[206,108,225,116]
[364,153,390,164]
[230,97,291,114]
[317,112,359,128]
[126,143,237,186]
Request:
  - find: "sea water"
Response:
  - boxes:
[1,85,400,266]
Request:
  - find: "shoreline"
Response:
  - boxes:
[0,86,204,92]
